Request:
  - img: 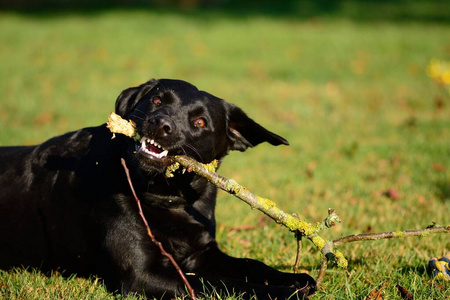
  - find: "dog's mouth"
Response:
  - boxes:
[135,137,169,160]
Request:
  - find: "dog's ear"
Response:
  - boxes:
[115,79,159,118]
[227,104,289,152]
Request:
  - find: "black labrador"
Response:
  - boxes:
[0,79,316,299]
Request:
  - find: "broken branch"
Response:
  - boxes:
[332,225,450,247]
[170,155,347,268]
[316,224,450,285]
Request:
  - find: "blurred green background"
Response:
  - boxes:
[0,1,449,299]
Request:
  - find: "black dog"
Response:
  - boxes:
[0,79,316,299]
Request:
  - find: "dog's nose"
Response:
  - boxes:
[148,115,174,136]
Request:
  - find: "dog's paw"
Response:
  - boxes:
[280,272,317,296]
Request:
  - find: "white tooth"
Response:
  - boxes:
[161,150,168,157]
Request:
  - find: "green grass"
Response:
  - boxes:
[1,3,449,299]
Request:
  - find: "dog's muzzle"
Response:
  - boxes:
[136,138,168,159]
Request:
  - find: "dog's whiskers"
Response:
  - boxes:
[179,145,188,156]
[182,143,204,162]
[133,108,147,116]
[133,115,145,121]
[131,110,147,120]
[130,110,147,122]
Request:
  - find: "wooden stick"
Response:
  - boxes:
[170,155,347,268]
[107,113,449,287]
[316,257,328,287]
[333,225,449,247]
[120,158,196,300]
[170,155,450,281]
[293,230,302,273]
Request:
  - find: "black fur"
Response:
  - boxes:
[0,79,316,299]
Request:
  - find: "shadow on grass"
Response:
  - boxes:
[435,178,450,202]
[396,264,428,277]
[1,0,449,24]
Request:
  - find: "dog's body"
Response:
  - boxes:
[0,79,316,299]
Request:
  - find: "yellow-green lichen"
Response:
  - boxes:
[283,216,306,232]
[202,160,219,173]
[285,216,316,234]
[335,250,348,268]
[394,230,404,237]
[310,235,326,249]
[304,222,325,236]
[223,179,241,194]
[165,162,180,178]
[421,232,430,237]
[257,197,276,211]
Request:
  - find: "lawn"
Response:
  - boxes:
[0,2,449,299]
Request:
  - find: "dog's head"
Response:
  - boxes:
[115,79,288,173]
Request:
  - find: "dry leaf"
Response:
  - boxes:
[366,282,387,300]
[396,284,414,299]
[383,188,399,200]
[366,288,383,300]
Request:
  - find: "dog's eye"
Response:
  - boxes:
[152,96,162,106]
[193,118,206,128]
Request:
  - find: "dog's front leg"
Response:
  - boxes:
[184,243,317,299]
[102,216,193,299]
